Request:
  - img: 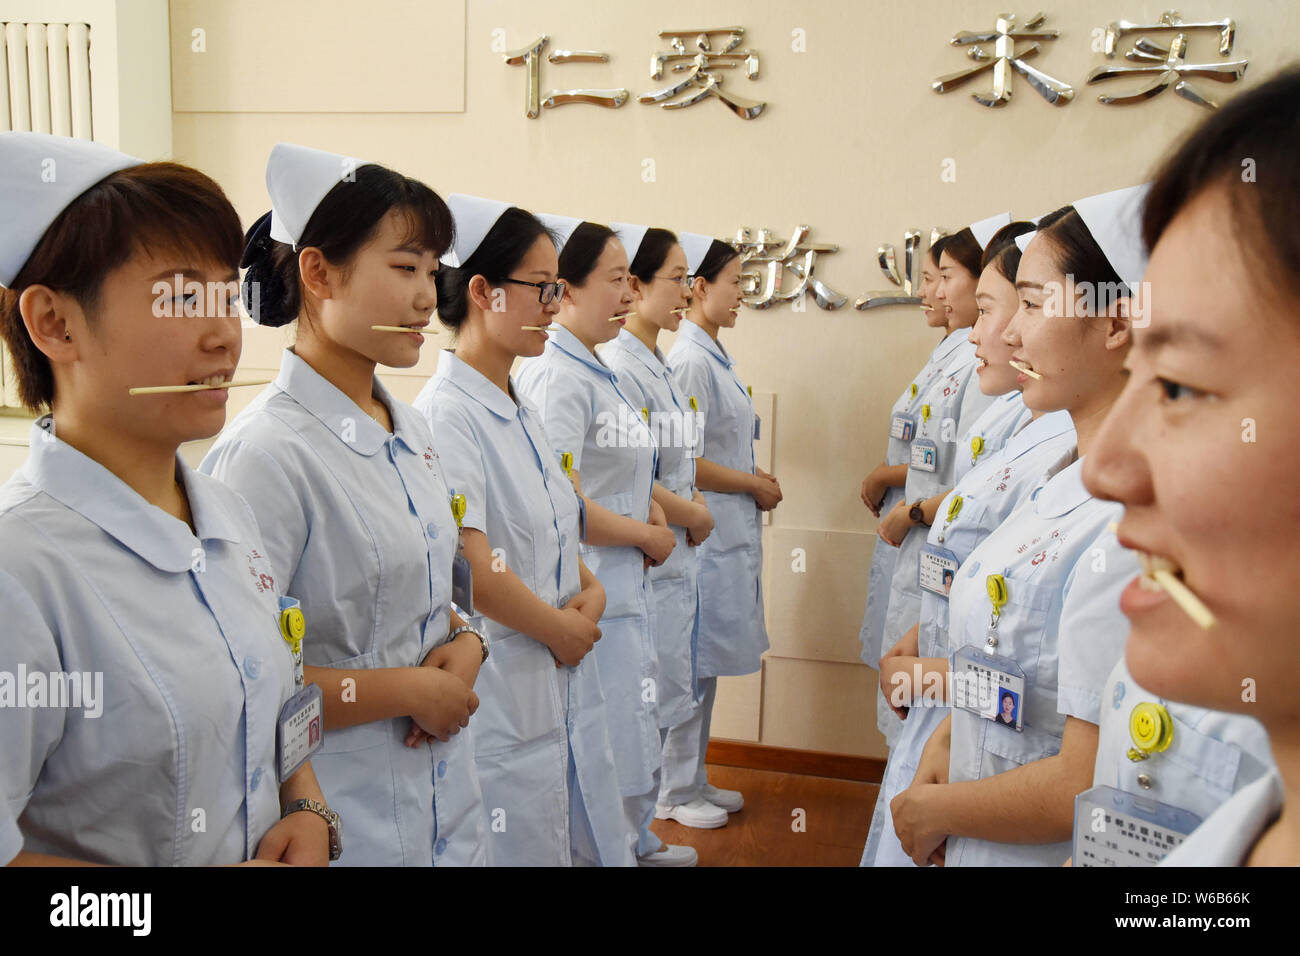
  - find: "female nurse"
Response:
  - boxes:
[857,237,953,667]
[0,132,333,866]
[891,187,1147,866]
[862,222,1077,866]
[872,216,1007,747]
[201,144,485,866]
[602,224,724,830]
[661,234,781,820]
[414,194,633,866]
[1084,68,1300,866]
[516,216,695,866]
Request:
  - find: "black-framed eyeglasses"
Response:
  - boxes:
[500,277,567,304]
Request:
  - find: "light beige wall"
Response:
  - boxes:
[4,0,1296,759]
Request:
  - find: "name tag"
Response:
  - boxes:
[277,683,324,783]
[918,545,960,599]
[910,438,938,473]
[952,645,1026,732]
[890,414,915,442]
[452,551,474,615]
[1072,785,1201,867]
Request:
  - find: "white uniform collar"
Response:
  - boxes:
[273,348,419,456]
[22,417,242,572]
[610,327,666,377]
[675,318,733,368]
[933,328,971,367]
[548,324,616,379]
[1001,409,1074,463]
[1164,768,1284,866]
[1032,450,1091,518]
[432,348,527,422]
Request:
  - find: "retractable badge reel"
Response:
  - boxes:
[952,573,1026,731]
[687,396,702,458]
[449,491,474,615]
[560,451,587,539]
[276,597,324,783]
[910,404,938,473]
[918,495,962,599]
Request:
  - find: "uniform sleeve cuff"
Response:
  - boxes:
[0,815,24,865]
[1057,685,1102,725]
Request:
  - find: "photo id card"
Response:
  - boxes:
[451,551,474,615]
[890,414,915,443]
[1073,785,1202,867]
[918,545,960,599]
[952,645,1026,731]
[910,438,939,473]
[277,682,324,783]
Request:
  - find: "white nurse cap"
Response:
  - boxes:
[611,222,650,263]
[969,212,1012,252]
[536,213,584,251]
[679,232,716,276]
[443,193,513,267]
[267,142,365,248]
[1015,230,1038,253]
[1072,183,1151,292]
[0,132,141,288]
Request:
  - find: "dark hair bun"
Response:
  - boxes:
[240,210,297,328]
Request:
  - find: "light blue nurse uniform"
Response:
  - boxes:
[0,417,295,865]
[602,327,701,731]
[858,334,955,665]
[666,319,769,678]
[1085,657,1273,859]
[862,410,1076,866]
[201,349,487,866]
[951,391,1032,487]
[876,334,997,744]
[944,450,1138,866]
[415,349,635,866]
[1160,766,1284,866]
[516,326,663,855]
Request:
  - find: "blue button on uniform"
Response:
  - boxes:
[437,760,447,778]
[435,837,447,856]
[1113,681,1127,710]
[251,767,264,791]
[243,656,261,679]
[560,534,568,548]
[427,522,439,540]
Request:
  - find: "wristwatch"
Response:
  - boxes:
[283,798,343,861]
[909,502,930,527]
[450,624,489,663]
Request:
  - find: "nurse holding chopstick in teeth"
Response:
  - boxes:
[0,133,333,866]
[890,187,1147,867]
[201,143,485,866]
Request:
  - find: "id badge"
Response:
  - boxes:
[910,438,939,473]
[952,645,1026,731]
[918,545,960,599]
[753,415,762,441]
[452,551,474,615]
[277,683,324,783]
[1072,785,1202,867]
[889,414,915,443]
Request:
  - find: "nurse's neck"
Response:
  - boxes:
[455,318,516,397]
[1064,376,1125,458]
[686,308,721,342]
[292,326,388,430]
[1247,730,1300,866]
[626,311,660,356]
[558,310,601,354]
[49,404,193,529]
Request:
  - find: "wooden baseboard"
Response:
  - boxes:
[705,738,886,783]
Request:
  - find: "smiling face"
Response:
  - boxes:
[1083,184,1300,723]
[693,255,744,328]
[562,236,633,346]
[919,253,948,329]
[632,242,690,332]
[481,233,561,359]
[937,250,979,331]
[970,263,1022,396]
[1005,233,1129,415]
[39,247,243,447]
[303,208,438,369]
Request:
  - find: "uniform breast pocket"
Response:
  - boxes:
[981,577,1063,765]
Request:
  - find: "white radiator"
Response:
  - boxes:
[2,19,94,138]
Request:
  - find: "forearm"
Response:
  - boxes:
[920,489,952,526]
[305,665,414,729]
[694,457,756,495]
[580,496,651,549]
[279,759,326,808]
[651,483,697,528]
[879,463,908,488]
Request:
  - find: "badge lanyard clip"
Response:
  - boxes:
[985,572,1007,650]
[938,495,963,545]
[279,600,307,690]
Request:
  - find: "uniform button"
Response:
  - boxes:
[1136,773,1153,790]
[1112,681,1127,710]
[426,522,439,540]
[560,534,568,548]
[251,767,264,791]
[243,656,261,679]
[437,760,447,778]
[435,837,447,856]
